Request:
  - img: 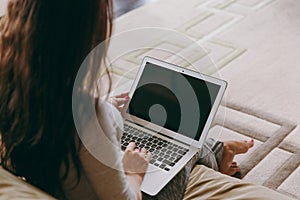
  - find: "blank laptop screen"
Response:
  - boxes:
[127,62,220,141]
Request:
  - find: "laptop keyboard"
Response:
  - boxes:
[121,124,189,171]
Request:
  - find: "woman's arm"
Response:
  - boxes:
[74,100,149,199]
[125,174,143,200]
[78,143,139,200]
[122,142,151,200]
[108,93,151,199]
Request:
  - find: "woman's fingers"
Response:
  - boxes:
[114,97,129,106]
[126,142,136,151]
[109,92,130,112]
[140,148,151,162]
[123,143,151,176]
[140,148,147,153]
[144,152,152,161]
[114,92,129,98]
[125,144,151,161]
[134,148,140,152]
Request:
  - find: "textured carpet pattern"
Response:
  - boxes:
[211,103,299,198]
[110,0,300,198]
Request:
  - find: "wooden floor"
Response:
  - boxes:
[113,0,155,18]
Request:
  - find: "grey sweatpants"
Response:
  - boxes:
[143,138,224,200]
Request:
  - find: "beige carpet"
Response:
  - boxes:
[1,0,299,199]
[109,0,300,199]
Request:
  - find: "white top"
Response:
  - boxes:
[0,0,8,17]
[64,101,136,200]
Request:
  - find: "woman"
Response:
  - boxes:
[0,0,292,199]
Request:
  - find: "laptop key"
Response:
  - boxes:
[133,132,139,136]
[150,159,155,164]
[156,146,162,150]
[161,148,167,152]
[159,152,165,157]
[171,152,177,157]
[142,135,150,139]
[157,157,163,162]
[152,136,159,140]
[166,150,172,154]
[174,156,183,163]
[132,136,138,140]
[178,150,187,155]
[145,142,152,146]
[175,154,182,158]
[163,159,175,167]
[153,150,160,155]
[167,146,173,150]
[159,163,166,169]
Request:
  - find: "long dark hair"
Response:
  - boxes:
[0,0,113,198]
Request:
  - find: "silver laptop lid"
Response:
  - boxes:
[122,57,227,148]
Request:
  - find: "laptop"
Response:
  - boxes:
[121,56,227,196]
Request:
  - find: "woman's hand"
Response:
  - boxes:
[122,142,151,200]
[109,92,129,112]
[122,142,151,179]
